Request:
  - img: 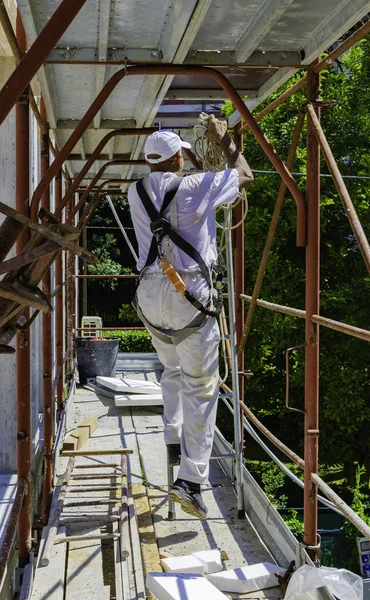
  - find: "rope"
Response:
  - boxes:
[193,122,249,253]
[192,117,249,375]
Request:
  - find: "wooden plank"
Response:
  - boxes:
[128,490,146,599]
[0,202,97,263]
[62,449,133,456]
[131,484,162,600]
[65,527,106,600]
[31,527,66,600]
[0,240,58,276]
[62,417,98,452]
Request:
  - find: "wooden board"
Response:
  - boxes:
[62,417,98,452]
[65,526,105,600]
[31,527,66,600]
[131,485,162,600]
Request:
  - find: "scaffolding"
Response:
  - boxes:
[0,0,370,595]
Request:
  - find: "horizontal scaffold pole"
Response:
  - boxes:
[27,65,306,245]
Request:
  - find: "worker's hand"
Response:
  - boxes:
[205,114,228,142]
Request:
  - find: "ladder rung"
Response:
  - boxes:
[70,473,120,480]
[68,485,120,492]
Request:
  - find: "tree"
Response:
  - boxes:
[82,195,138,325]
[222,36,370,487]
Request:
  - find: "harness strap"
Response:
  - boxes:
[133,295,208,346]
[136,178,211,287]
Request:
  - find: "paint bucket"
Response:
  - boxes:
[75,338,119,384]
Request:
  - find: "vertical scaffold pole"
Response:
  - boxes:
[224,208,245,518]
[40,98,53,523]
[55,172,65,414]
[66,195,76,377]
[233,123,246,453]
[15,10,31,565]
[304,61,320,560]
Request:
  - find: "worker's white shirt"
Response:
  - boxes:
[128,169,239,273]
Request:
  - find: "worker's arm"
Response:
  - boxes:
[205,114,254,190]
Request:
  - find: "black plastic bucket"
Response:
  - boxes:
[75,338,119,385]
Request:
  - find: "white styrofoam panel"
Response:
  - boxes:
[115,394,163,407]
[208,562,286,593]
[160,556,205,575]
[146,572,228,600]
[192,550,223,574]
[96,376,162,394]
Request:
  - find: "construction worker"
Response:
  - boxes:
[128,115,253,519]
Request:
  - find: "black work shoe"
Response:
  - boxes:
[168,478,208,519]
[167,444,181,467]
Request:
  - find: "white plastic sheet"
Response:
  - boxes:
[284,565,363,600]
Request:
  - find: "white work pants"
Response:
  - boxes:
[137,272,220,484]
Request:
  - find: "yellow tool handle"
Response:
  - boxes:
[160,258,186,293]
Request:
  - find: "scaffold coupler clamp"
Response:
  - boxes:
[300,533,322,566]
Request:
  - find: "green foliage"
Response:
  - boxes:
[118,303,140,325]
[282,509,304,538]
[88,233,127,290]
[343,464,370,574]
[246,460,287,508]
[224,37,370,472]
[102,329,154,352]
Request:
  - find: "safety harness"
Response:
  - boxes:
[135,177,223,318]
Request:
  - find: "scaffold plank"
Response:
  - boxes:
[65,526,105,600]
[31,527,66,600]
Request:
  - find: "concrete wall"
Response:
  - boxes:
[0,57,17,472]
[0,59,44,471]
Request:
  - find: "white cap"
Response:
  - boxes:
[144,130,191,164]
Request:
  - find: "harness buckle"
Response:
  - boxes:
[150,217,171,238]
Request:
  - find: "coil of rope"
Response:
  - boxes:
[193,113,249,381]
[193,114,249,252]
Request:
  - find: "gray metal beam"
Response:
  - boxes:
[235,0,296,63]
[122,0,214,187]
[69,153,131,161]
[47,47,163,63]
[165,89,258,100]
[184,49,302,67]
[46,47,302,67]
[93,0,111,129]
[78,136,86,161]
[229,0,370,126]
[56,119,136,130]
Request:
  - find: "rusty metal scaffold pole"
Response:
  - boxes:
[40,98,54,523]
[54,172,65,414]
[15,11,31,565]
[0,0,89,127]
[304,62,320,560]
[55,128,157,216]
[69,161,145,221]
[76,180,138,228]
[27,66,306,246]
[237,111,306,360]
[306,103,370,274]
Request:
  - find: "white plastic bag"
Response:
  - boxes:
[284,565,363,600]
